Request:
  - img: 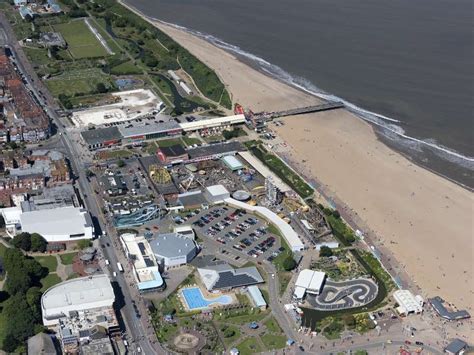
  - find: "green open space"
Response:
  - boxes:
[59,252,77,265]
[34,255,58,273]
[181,135,202,147]
[235,336,263,355]
[264,317,282,333]
[110,60,142,75]
[40,273,62,292]
[219,324,241,346]
[156,138,183,148]
[54,19,109,58]
[44,68,116,97]
[248,143,314,198]
[260,334,287,349]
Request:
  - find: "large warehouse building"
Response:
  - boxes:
[149,232,198,269]
[179,114,245,132]
[293,269,326,300]
[41,274,115,326]
[20,206,94,242]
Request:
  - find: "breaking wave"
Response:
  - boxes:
[158,20,474,169]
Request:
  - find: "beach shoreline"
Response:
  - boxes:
[119,0,473,327]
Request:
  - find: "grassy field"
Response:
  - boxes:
[236,336,263,355]
[40,273,62,292]
[23,47,52,66]
[156,138,183,148]
[181,136,202,146]
[264,317,283,333]
[110,61,142,75]
[45,68,115,97]
[34,255,58,273]
[54,20,109,58]
[260,334,286,350]
[59,252,77,265]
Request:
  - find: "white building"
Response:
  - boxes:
[20,206,94,242]
[293,269,326,300]
[149,232,198,269]
[120,233,165,293]
[173,225,195,240]
[179,115,246,132]
[0,206,23,237]
[393,289,423,316]
[41,274,115,326]
[205,184,231,204]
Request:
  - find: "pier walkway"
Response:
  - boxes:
[254,101,344,120]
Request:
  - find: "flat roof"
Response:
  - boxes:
[149,232,196,258]
[179,114,245,131]
[238,151,291,192]
[118,120,181,138]
[429,296,471,320]
[206,184,229,197]
[81,127,121,145]
[248,286,266,307]
[188,141,244,160]
[225,198,304,251]
[178,190,206,208]
[42,274,114,313]
[20,206,91,237]
[159,144,187,157]
[393,290,422,313]
[222,155,244,170]
[295,269,326,291]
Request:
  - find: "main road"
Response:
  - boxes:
[0,14,164,355]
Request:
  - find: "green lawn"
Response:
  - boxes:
[45,68,115,97]
[264,317,282,333]
[236,336,263,355]
[220,325,241,346]
[181,136,202,147]
[110,60,142,75]
[54,20,109,59]
[40,273,62,292]
[34,255,58,273]
[59,252,77,265]
[216,310,268,325]
[23,47,52,66]
[156,138,183,148]
[260,334,287,350]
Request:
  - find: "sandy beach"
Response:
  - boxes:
[120,1,473,318]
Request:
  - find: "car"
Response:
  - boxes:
[101,244,105,248]
[298,345,305,352]
[415,341,424,346]
[106,243,110,247]
[405,340,412,345]
[113,272,117,277]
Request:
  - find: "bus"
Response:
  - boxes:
[117,262,124,272]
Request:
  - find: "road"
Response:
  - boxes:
[0,14,164,355]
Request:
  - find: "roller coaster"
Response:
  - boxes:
[114,204,161,228]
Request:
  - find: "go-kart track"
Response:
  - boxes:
[307,278,378,311]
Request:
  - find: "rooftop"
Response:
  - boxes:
[20,206,92,237]
[198,263,263,290]
[118,120,181,138]
[187,141,244,160]
[295,269,326,291]
[177,190,206,208]
[179,114,245,131]
[81,127,121,146]
[42,275,114,314]
[158,144,187,158]
[149,232,197,258]
[222,155,244,170]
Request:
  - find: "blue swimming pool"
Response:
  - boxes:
[182,287,232,310]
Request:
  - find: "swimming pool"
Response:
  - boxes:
[181,287,232,310]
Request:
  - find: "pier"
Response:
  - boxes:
[254,101,344,120]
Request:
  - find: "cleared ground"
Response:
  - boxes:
[54,19,109,58]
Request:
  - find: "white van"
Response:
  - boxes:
[105,259,110,266]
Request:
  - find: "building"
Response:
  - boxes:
[99,171,127,196]
[187,141,244,162]
[265,176,283,204]
[156,144,188,164]
[27,333,58,355]
[247,285,267,310]
[205,184,231,204]
[120,233,165,293]
[0,205,22,236]
[225,198,305,251]
[20,206,94,242]
[41,274,115,327]
[393,290,423,316]
[173,225,195,240]
[444,339,468,355]
[293,269,326,300]
[179,114,245,132]
[315,241,340,250]
[177,190,207,210]
[222,155,244,171]
[118,120,182,144]
[428,297,471,321]
[197,262,264,291]
[149,232,198,269]
[81,127,122,150]
[39,32,66,48]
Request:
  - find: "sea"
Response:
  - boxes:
[125,0,474,188]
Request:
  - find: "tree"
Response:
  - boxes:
[319,246,333,258]
[342,314,356,328]
[282,255,296,271]
[4,268,32,295]
[30,233,47,253]
[332,210,341,219]
[117,159,125,168]
[223,328,235,338]
[96,82,107,93]
[12,232,32,251]
[26,286,42,318]
[3,294,38,351]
